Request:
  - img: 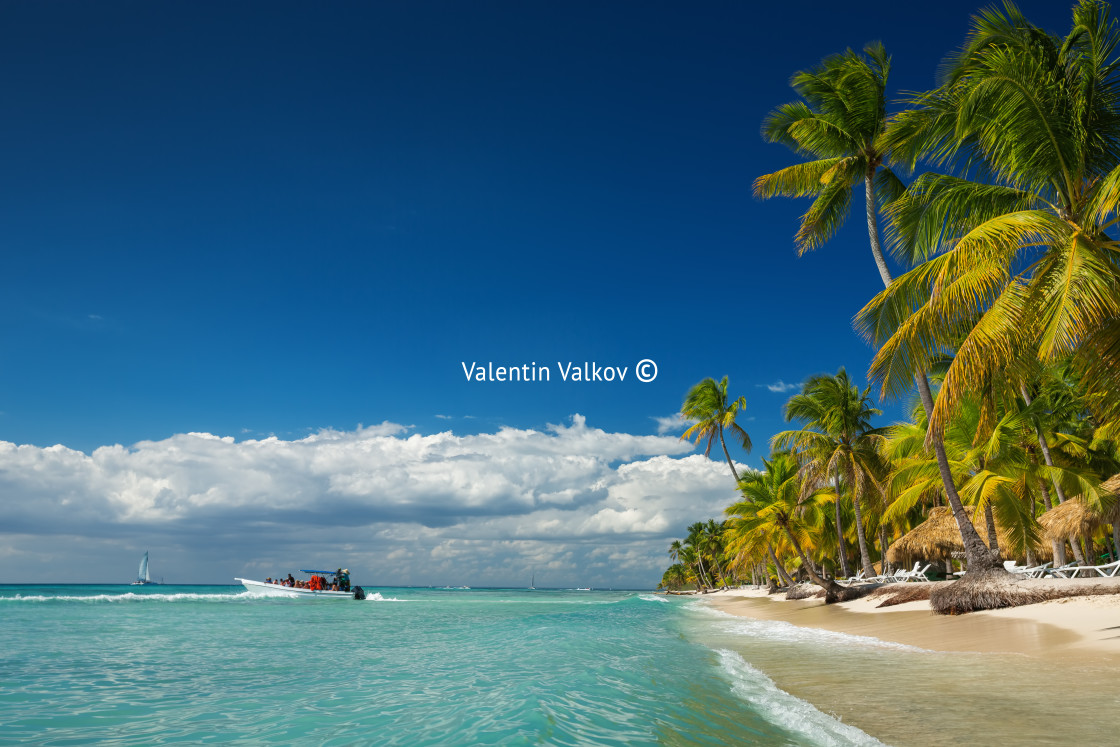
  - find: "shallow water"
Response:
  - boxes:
[681,599,1120,746]
[1,585,881,745]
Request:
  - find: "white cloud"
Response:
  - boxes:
[0,416,742,588]
[652,412,688,435]
[763,379,803,393]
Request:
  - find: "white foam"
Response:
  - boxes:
[2,592,253,603]
[638,593,670,603]
[716,649,887,746]
[363,592,406,602]
[689,602,929,652]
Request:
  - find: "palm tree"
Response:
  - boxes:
[701,518,729,588]
[728,451,857,602]
[773,369,886,579]
[863,1,1120,442]
[680,377,752,481]
[659,563,689,591]
[685,522,718,589]
[757,41,1003,575]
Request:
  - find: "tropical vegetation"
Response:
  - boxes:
[659,1,1120,614]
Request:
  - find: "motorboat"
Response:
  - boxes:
[237,569,365,600]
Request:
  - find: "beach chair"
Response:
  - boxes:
[838,570,866,587]
[1007,561,1051,578]
[1081,559,1120,577]
[1044,562,1082,578]
[895,562,931,582]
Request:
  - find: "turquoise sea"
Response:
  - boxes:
[6,585,1119,745]
[2,585,882,746]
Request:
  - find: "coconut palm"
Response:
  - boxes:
[686,521,720,589]
[773,368,886,579]
[680,377,752,481]
[659,563,690,591]
[882,397,1047,559]
[728,451,857,602]
[862,0,1120,473]
[756,42,1001,576]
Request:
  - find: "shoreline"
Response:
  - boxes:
[700,577,1120,660]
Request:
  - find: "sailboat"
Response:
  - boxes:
[131,551,159,586]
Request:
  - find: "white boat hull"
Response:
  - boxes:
[237,578,356,599]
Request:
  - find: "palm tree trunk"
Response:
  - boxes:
[779,519,848,601]
[915,373,1003,572]
[710,554,728,589]
[1020,386,1070,504]
[865,172,1001,574]
[864,174,894,287]
[767,544,796,587]
[1030,455,1067,565]
[718,428,740,483]
[832,470,851,578]
[984,502,1000,557]
[880,525,891,575]
[845,461,876,578]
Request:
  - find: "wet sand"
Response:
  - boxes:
[705,578,1120,660]
[689,581,1120,745]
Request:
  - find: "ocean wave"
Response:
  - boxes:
[1,592,252,603]
[716,649,886,746]
[637,593,670,603]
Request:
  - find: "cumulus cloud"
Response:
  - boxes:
[652,412,688,435]
[0,416,742,587]
[762,379,803,393]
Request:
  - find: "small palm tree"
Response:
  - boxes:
[773,369,886,579]
[680,377,752,482]
[728,451,855,602]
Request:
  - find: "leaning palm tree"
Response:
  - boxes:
[729,451,860,603]
[755,42,1002,577]
[773,369,886,579]
[680,377,752,481]
[858,2,1120,599]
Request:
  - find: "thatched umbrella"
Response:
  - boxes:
[888,506,1028,568]
[888,507,959,566]
[1038,497,1103,541]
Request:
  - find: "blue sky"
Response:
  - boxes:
[0,1,1075,585]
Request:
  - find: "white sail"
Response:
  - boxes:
[138,552,150,582]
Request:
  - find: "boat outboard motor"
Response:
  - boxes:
[352,586,365,601]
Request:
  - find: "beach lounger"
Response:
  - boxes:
[1007,561,1051,578]
[1080,559,1120,577]
[1045,562,1082,578]
[838,570,867,586]
[894,562,931,582]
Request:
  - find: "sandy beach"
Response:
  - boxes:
[681,580,1120,745]
[702,578,1120,660]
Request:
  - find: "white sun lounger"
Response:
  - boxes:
[1045,562,1083,578]
[1080,559,1120,577]
[1007,561,1052,578]
[893,562,931,582]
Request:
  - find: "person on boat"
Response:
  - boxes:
[337,568,350,592]
[287,573,296,586]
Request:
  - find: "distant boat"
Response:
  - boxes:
[131,551,159,586]
[236,570,365,600]
[529,572,535,590]
[576,587,591,591]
